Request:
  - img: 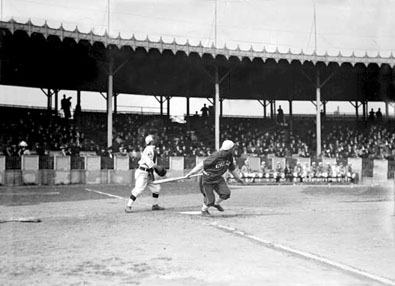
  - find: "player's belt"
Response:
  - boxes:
[138,166,152,172]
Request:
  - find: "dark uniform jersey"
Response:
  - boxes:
[202,150,236,184]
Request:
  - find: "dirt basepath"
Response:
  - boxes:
[1,184,394,286]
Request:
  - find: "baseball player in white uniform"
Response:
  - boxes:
[125,135,165,213]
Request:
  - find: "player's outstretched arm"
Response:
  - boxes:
[185,162,204,178]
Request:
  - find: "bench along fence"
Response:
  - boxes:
[0,155,393,186]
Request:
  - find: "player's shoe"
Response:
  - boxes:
[152,204,165,211]
[213,204,224,212]
[124,206,133,213]
[201,210,211,217]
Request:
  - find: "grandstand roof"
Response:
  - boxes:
[0,19,394,102]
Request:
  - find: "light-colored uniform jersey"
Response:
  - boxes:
[132,145,160,197]
[138,145,156,168]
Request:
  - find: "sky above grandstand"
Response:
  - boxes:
[0,0,393,116]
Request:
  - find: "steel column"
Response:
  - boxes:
[316,71,321,157]
[385,101,389,117]
[166,96,171,116]
[215,67,220,151]
[47,88,52,111]
[107,73,113,148]
[160,96,163,115]
[289,99,293,131]
[264,99,267,118]
[54,90,59,114]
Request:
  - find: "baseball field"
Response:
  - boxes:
[1,180,394,286]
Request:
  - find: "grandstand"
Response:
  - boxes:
[0,18,395,186]
[0,104,394,186]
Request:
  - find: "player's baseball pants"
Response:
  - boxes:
[131,169,161,197]
[199,176,231,206]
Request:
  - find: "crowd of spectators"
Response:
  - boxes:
[0,107,93,157]
[1,106,395,163]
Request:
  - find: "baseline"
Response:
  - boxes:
[209,222,395,286]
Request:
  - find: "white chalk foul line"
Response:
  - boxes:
[85,188,124,199]
[209,222,395,286]
[84,188,152,207]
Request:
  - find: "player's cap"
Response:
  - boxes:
[19,141,27,147]
[145,135,154,145]
[220,140,234,151]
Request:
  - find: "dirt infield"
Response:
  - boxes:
[0,182,394,286]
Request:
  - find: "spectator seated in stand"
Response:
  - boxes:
[346,163,357,183]
[273,162,285,183]
[257,161,270,181]
[18,141,31,156]
[240,159,257,183]
[293,162,304,183]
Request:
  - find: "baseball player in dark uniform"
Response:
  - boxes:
[185,140,244,216]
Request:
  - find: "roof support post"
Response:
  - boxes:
[102,55,130,148]
[269,100,274,120]
[301,69,336,157]
[264,99,267,118]
[160,96,163,115]
[76,90,81,109]
[258,99,269,118]
[288,99,293,132]
[154,96,165,116]
[166,96,172,117]
[74,90,82,124]
[349,100,361,119]
[113,93,119,115]
[322,100,327,118]
[54,89,59,114]
[41,88,59,115]
[47,88,52,111]
[385,101,389,117]
[107,72,113,148]
[186,95,190,118]
[186,95,190,131]
[215,66,220,151]
[365,100,369,121]
[220,97,224,117]
[362,101,366,121]
[315,70,321,158]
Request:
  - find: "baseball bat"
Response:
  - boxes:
[0,217,41,223]
[153,173,202,184]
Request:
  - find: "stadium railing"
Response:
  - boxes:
[0,154,393,186]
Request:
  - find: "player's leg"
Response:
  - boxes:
[213,177,230,212]
[147,174,165,210]
[199,177,215,216]
[125,170,148,213]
